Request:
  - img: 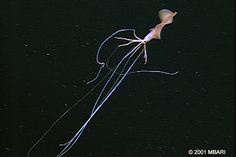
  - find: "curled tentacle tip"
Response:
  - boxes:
[172,71,179,75]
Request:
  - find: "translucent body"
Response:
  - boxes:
[144,9,177,41]
[27,9,178,157]
[159,9,176,24]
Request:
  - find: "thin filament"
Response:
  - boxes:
[86,29,137,84]
[91,43,143,114]
[56,43,143,157]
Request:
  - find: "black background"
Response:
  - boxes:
[1,0,234,157]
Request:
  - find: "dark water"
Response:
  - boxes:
[1,0,234,157]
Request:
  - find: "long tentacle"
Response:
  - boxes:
[105,42,178,76]
[56,43,143,157]
[90,43,143,114]
[86,29,137,84]
[26,71,113,157]
[92,46,144,114]
[105,48,179,76]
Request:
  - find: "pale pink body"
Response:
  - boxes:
[144,10,177,42]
